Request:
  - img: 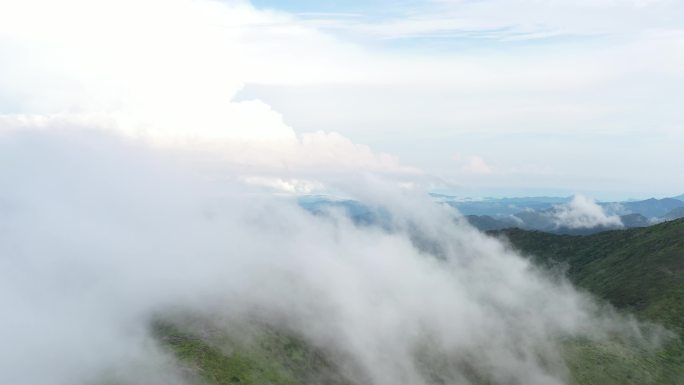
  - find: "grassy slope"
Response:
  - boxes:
[153,322,353,385]
[498,219,684,385]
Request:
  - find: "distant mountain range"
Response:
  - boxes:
[618,197,684,218]
[438,194,684,234]
[429,194,571,216]
[301,193,684,235]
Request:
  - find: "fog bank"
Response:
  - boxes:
[0,129,657,385]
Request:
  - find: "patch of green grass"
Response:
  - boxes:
[153,322,352,385]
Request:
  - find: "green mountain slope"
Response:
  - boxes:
[497,218,684,384]
[154,219,684,385]
[497,219,684,330]
[153,321,353,385]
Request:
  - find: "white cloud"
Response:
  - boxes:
[550,195,624,229]
[234,2,684,196]
[240,176,324,194]
[0,0,424,193]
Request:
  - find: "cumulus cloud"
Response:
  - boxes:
[550,195,624,229]
[0,0,422,193]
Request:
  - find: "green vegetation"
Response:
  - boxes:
[153,321,352,385]
[498,218,684,384]
[498,219,684,331]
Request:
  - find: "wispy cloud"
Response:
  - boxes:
[293,0,684,42]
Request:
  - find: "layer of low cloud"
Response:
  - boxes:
[0,129,657,385]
